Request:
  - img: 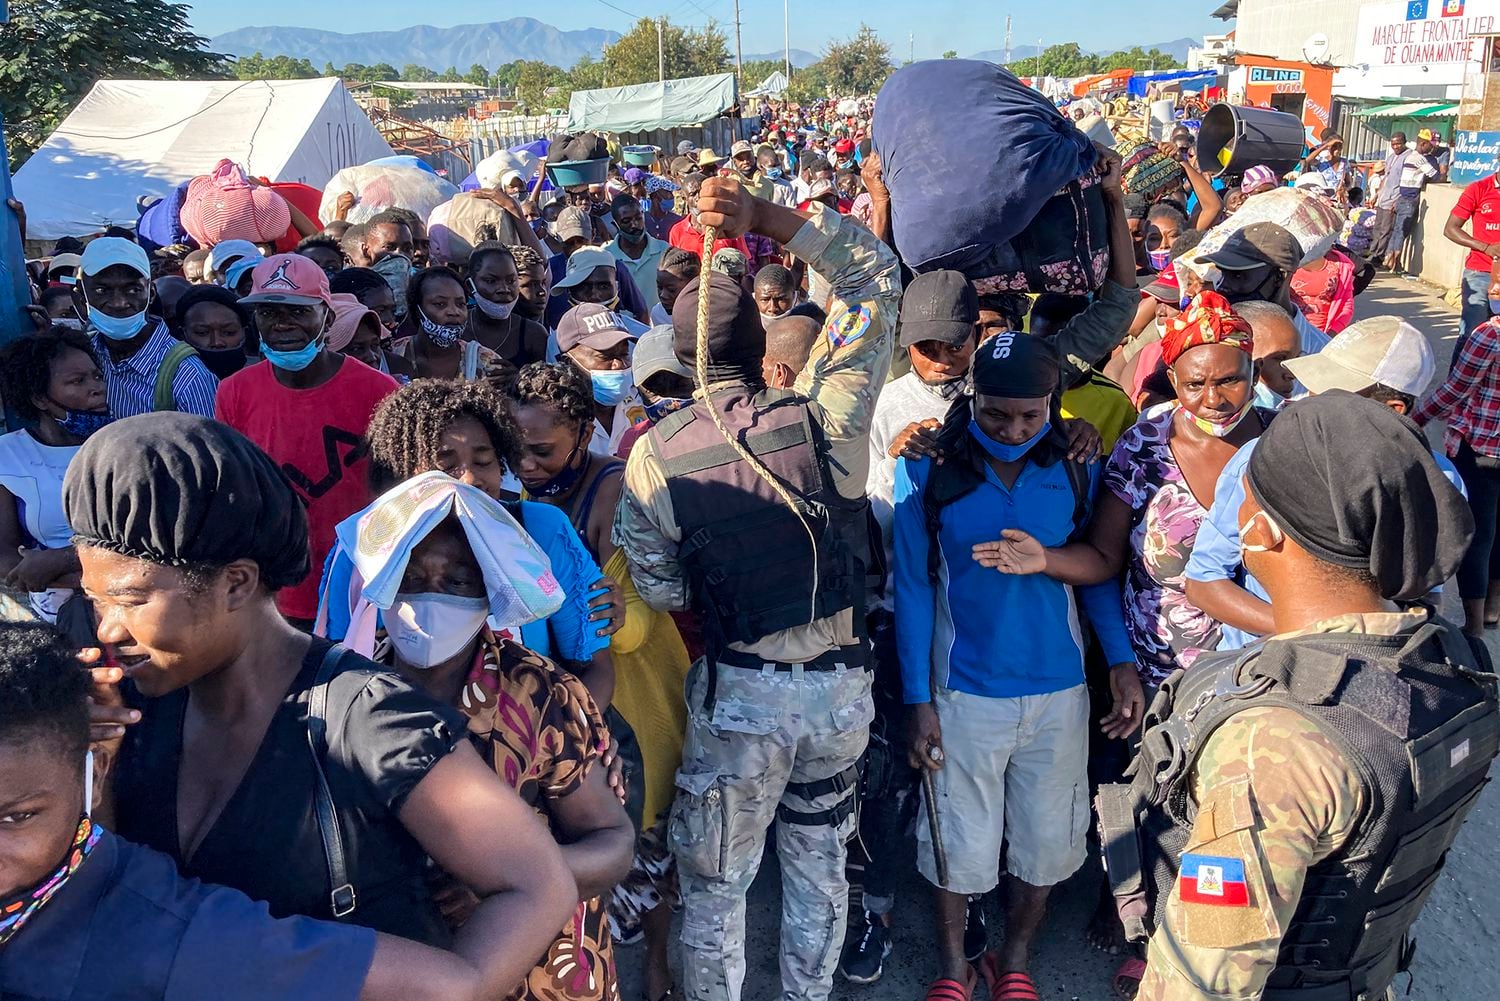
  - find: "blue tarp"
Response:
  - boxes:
[1128,71,1219,97]
[460,139,554,192]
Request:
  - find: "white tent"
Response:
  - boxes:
[14,78,394,240]
[745,71,789,99]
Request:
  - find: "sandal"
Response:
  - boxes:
[980,954,1040,1001]
[923,967,978,1001]
[1111,957,1146,999]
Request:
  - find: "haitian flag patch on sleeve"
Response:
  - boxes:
[826,304,872,348]
[1179,853,1250,907]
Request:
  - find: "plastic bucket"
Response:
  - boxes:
[1197,104,1305,178]
[622,145,659,167]
[546,158,611,187]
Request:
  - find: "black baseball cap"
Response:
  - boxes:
[899,270,978,348]
[1204,222,1303,274]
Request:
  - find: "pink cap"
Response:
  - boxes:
[239,253,333,308]
[1240,164,1278,194]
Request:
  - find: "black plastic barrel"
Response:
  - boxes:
[1197,103,1306,178]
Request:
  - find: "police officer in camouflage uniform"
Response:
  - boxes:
[613,175,900,1001]
[1095,393,1500,1000]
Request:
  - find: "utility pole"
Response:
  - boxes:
[658,16,665,82]
[909,32,914,65]
[1004,15,1012,66]
[733,0,744,89]
[1035,38,1042,80]
[784,0,791,81]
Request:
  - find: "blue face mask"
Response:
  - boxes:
[262,339,323,372]
[968,418,1052,463]
[87,305,148,341]
[56,407,115,440]
[765,167,784,180]
[1148,249,1172,272]
[1489,298,1500,316]
[590,368,634,407]
[529,436,588,497]
[643,395,691,424]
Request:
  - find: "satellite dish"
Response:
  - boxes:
[1303,33,1331,64]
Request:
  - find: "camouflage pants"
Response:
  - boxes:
[670,658,874,1001]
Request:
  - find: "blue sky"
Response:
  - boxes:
[184,0,1226,61]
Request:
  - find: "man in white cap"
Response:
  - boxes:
[729,140,773,201]
[75,237,218,418]
[1183,315,1461,649]
[205,239,262,284]
[546,239,651,330]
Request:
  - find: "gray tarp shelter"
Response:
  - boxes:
[567,73,738,133]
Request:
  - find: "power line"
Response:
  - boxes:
[594,0,644,20]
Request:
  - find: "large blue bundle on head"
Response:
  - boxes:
[873,60,1101,284]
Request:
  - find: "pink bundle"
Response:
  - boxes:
[180,159,290,247]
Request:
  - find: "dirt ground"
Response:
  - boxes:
[616,275,1500,1000]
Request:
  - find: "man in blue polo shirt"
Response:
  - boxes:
[1183,316,1462,648]
[75,237,217,418]
[892,333,1143,1000]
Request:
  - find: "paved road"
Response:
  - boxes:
[616,276,1500,1000]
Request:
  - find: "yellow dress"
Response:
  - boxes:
[602,547,690,827]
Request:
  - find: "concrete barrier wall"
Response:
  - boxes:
[1409,183,1466,294]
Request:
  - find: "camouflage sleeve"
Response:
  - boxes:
[1138,706,1365,1001]
[611,432,688,612]
[788,204,901,500]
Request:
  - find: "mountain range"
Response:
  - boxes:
[970,37,1199,65]
[210,19,622,70]
[209,19,1189,73]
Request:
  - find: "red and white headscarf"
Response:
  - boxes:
[1161,291,1254,367]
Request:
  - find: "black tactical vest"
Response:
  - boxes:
[648,384,867,653]
[1104,618,1498,1001]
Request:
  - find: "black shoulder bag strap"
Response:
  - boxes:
[307,642,358,919]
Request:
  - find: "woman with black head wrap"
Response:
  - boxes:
[67,412,578,995]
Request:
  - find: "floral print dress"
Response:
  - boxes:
[458,630,618,1001]
[1104,407,1236,686]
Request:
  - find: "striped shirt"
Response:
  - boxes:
[92,322,218,419]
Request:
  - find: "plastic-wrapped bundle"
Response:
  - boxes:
[319,163,459,226]
[180,159,291,247]
[1192,187,1344,269]
[872,60,1107,293]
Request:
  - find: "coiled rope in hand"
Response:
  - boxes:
[694,220,819,623]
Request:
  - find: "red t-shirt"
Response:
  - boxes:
[215,357,398,619]
[1452,173,1500,273]
[1289,248,1357,334]
[667,216,751,258]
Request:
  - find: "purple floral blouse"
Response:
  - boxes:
[1104,407,1245,685]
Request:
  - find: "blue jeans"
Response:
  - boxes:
[1457,268,1493,370]
[1388,197,1419,265]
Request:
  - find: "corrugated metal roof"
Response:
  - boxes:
[1352,101,1458,118]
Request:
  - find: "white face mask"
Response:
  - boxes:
[471,290,517,321]
[385,592,489,669]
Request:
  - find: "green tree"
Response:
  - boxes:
[515,59,567,112]
[785,61,829,104]
[942,49,958,59]
[601,16,730,88]
[232,51,318,80]
[401,63,435,82]
[0,0,229,165]
[493,60,528,94]
[322,61,337,76]
[437,65,461,83]
[569,54,606,92]
[465,62,490,87]
[740,58,783,86]
[814,24,892,96]
[368,62,400,80]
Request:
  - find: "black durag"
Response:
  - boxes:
[63,412,310,589]
[672,271,766,385]
[1247,390,1472,601]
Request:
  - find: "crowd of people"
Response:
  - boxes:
[0,78,1496,1001]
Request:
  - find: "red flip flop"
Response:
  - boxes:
[981,954,1040,1001]
[1111,957,1146,999]
[924,967,978,1001]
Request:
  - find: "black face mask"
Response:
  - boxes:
[1220,264,1283,306]
[195,345,248,379]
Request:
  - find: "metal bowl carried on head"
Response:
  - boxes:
[546,157,612,188]
[1197,103,1306,179]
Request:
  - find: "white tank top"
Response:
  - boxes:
[0,428,79,548]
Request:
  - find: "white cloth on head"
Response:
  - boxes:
[317,471,564,655]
